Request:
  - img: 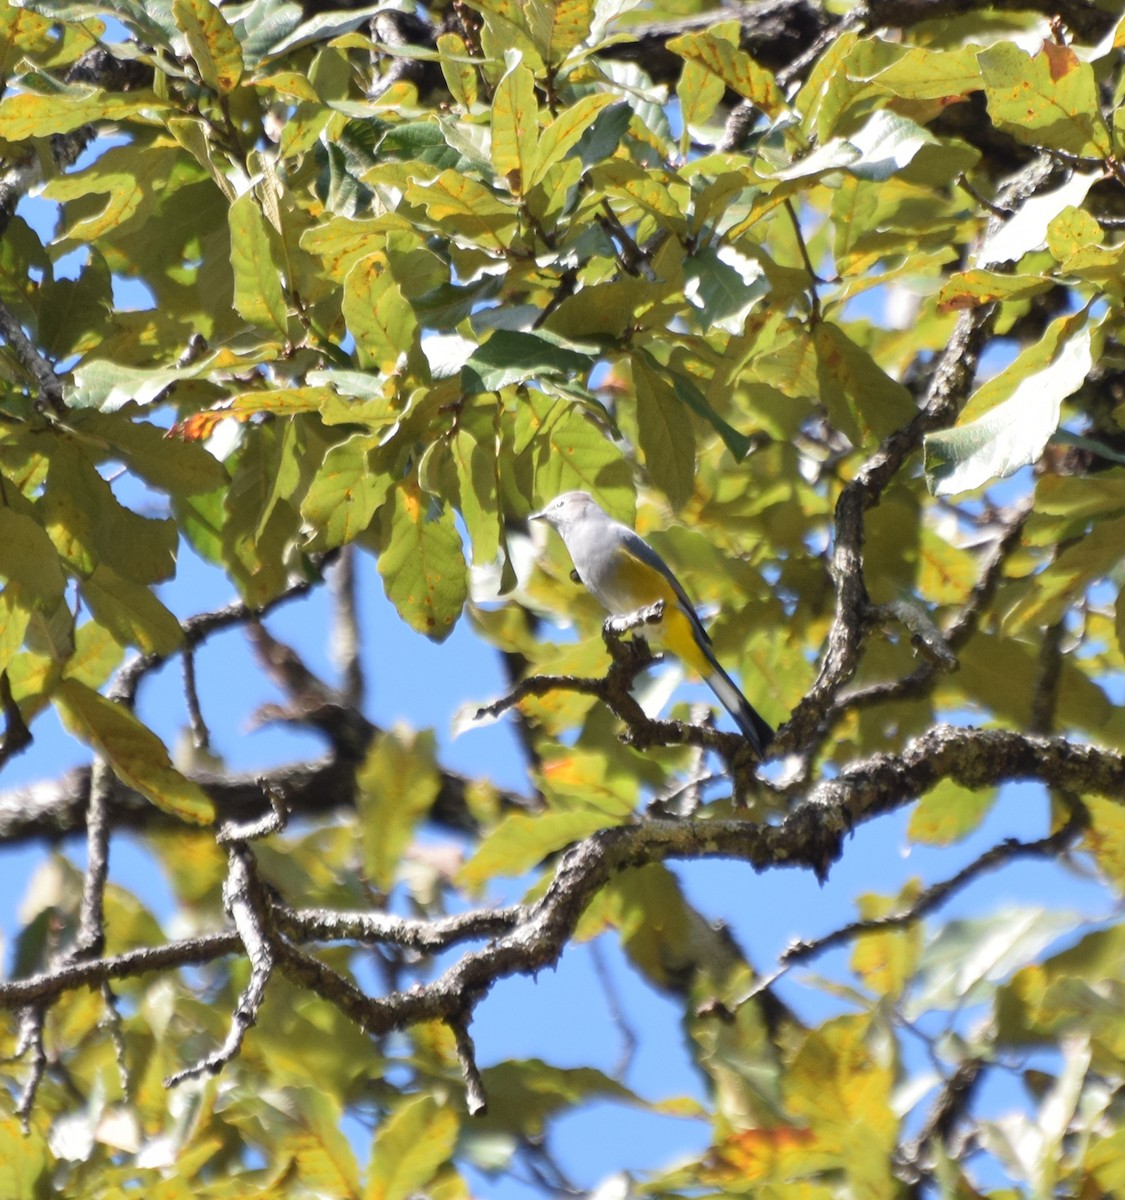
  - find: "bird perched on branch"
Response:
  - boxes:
[531,491,773,757]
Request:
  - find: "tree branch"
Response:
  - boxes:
[741,804,1089,1002]
[2,726,1118,1080]
[0,670,32,771]
[165,843,276,1087]
[0,297,65,413]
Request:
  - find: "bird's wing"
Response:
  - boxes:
[616,527,713,647]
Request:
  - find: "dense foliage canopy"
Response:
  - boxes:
[2,0,1125,1195]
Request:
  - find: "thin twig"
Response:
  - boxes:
[14,1006,48,1130]
[110,575,319,707]
[76,758,114,958]
[100,982,130,1099]
[182,646,210,751]
[330,548,365,707]
[450,1014,488,1115]
[735,807,1089,1006]
[165,844,276,1086]
[217,780,288,845]
[783,197,822,322]
[590,939,637,1081]
[896,1056,985,1184]
[474,604,762,776]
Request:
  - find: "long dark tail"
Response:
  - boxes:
[705,665,774,758]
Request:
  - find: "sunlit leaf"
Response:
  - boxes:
[924,319,1093,496]
[356,728,441,892]
[56,679,215,824]
[374,478,468,642]
[365,1093,459,1200]
[980,41,1112,159]
[173,0,244,93]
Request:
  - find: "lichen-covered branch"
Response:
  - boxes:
[1,724,1119,1101]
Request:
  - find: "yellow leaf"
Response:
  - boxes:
[55,679,214,824]
[172,0,244,93]
[365,1095,460,1200]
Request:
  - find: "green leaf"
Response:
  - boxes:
[365,1094,459,1200]
[19,0,180,44]
[667,30,786,119]
[356,729,441,892]
[977,170,1100,266]
[979,41,1112,159]
[221,428,301,606]
[67,357,215,412]
[845,38,982,100]
[908,779,997,846]
[529,92,617,189]
[229,189,290,336]
[0,589,31,672]
[436,32,478,109]
[173,0,244,93]
[682,245,767,333]
[591,159,685,229]
[75,413,229,495]
[524,0,595,66]
[459,810,610,887]
[783,1017,896,1182]
[924,320,1093,496]
[596,867,698,988]
[0,507,66,607]
[301,434,391,550]
[36,250,111,361]
[475,1060,637,1136]
[678,57,726,133]
[79,564,184,656]
[518,393,633,511]
[342,253,418,375]
[814,322,916,446]
[283,1089,363,1200]
[374,478,467,642]
[570,98,632,170]
[1046,205,1104,261]
[850,882,923,999]
[404,170,517,249]
[0,1117,48,1199]
[667,367,751,461]
[448,401,506,570]
[840,109,938,182]
[0,87,166,140]
[462,329,594,393]
[632,353,696,508]
[936,269,1054,313]
[1005,514,1125,633]
[55,679,215,824]
[907,906,1079,1016]
[41,441,178,585]
[491,59,538,189]
[1037,469,1125,521]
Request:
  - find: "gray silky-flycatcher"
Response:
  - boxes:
[531,491,773,757]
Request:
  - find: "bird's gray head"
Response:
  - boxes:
[529,491,601,533]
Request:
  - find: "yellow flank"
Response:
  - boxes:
[607,550,711,680]
[658,605,712,680]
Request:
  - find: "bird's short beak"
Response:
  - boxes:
[528,508,546,522]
